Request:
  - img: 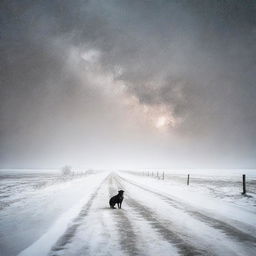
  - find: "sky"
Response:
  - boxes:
[0,0,256,169]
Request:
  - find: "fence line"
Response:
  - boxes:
[130,170,255,195]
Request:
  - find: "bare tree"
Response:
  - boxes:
[61,165,72,176]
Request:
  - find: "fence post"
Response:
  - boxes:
[162,171,164,180]
[187,174,190,186]
[242,174,246,195]
[157,171,159,179]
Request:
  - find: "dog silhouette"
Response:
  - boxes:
[109,190,124,209]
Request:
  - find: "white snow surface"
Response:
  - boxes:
[0,169,255,256]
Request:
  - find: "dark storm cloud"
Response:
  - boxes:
[1,0,256,168]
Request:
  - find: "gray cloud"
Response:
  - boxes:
[1,0,256,168]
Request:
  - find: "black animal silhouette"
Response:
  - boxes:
[109,190,124,209]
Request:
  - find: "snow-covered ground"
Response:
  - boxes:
[0,170,108,256]
[128,169,256,210]
[0,169,255,256]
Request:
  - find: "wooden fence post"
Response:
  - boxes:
[242,174,246,195]
[187,174,190,185]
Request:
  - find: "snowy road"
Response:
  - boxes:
[1,171,256,256]
[115,174,256,256]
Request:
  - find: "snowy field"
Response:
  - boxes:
[0,169,256,256]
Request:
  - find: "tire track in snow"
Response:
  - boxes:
[108,176,141,256]
[58,175,126,256]
[113,176,208,256]
[119,175,256,247]
[49,176,108,255]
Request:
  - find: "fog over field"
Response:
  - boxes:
[1,0,256,169]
